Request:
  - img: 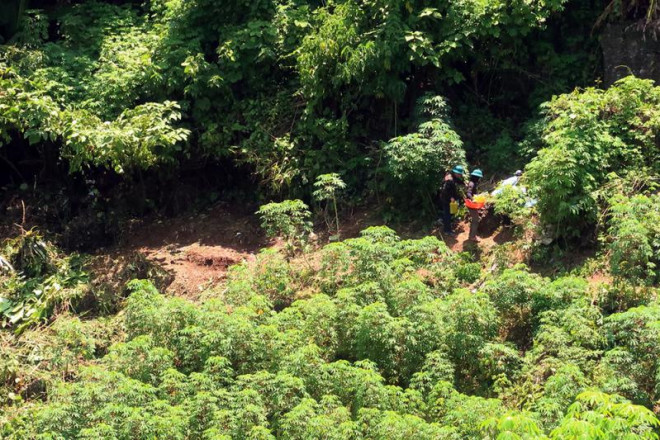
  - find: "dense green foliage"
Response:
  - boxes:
[526,77,660,239]
[257,199,313,254]
[0,0,569,189]
[0,231,88,331]
[607,193,660,285]
[2,0,660,438]
[382,95,465,208]
[2,227,660,438]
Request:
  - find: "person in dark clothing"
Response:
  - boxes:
[466,169,483,240]
[440,165,465,236]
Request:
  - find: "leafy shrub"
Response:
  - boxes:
[409,350,455,398]
[48,316,105,374]
[481,267,547,345]
[432,384,505,438]
[4,228,660,438]
[550,391,660,439]
[481,411,544,440]
[410,290,499,392]
[0,233,89,331]
[103,335,174,386]
[354,302,413,384]
[483,391,660,440]
[222,250,296,310]
[32,365,188,439]
[2,0,565,193]
[526,77,660,238]
[279,397,358,440]
[256,200,312,254]
[124,280,198,350]
[359,408,458,440]
[318,227,456,297]
[531,363,589,429]
[313,173,346,237]
[597,304,660,405]
[606,193,660,285]
[491,184,534,228]
[532,299,605,366]
[455,261,482,284]
[534,276,588,314]
[597,282,650,314]
[0,72,189,173]
[382,96,465,210]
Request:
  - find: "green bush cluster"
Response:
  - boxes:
[606,193,660,285]
[491,185,534,228]
[2,228,660,439]
[382,95,465,210]
[256,200,313,255]
[525,77,660,238]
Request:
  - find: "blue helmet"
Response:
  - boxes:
[452,165,464,175]
[470,169,483,178]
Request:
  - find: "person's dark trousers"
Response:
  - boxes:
[468,208,480,240]
[441,200,452,232]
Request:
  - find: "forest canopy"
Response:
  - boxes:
[0,0,568,186]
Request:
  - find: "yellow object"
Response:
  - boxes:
[450,200,458,214]
[474,194,487,204]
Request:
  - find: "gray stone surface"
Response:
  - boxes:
[601,22,660,85]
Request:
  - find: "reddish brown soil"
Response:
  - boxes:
[2,193,518,298]
[588,272,613,286]
[433,216,515,254]
[120,205,514,297]
[115,202,266,297]
[318,206,512,254]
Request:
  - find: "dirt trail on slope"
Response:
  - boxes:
[434,213,515,255]
[109,205,512,297]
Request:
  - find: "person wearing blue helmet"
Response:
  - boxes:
[467,168,484,241]
[439,165,465,236]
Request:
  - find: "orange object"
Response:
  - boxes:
[464,198,485,210]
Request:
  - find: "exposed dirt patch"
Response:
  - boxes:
[103,202,266,298]
[83,251,174,311]
[124,202,264,252]
[122,205,516,297]
[2,193,520,299]
[433,216,512,255]
[186,250,239,269]
[145,244,251,299]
